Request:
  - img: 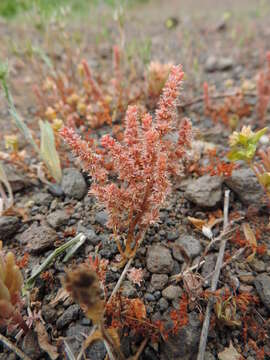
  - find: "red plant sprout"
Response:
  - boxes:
[61,65,192,263]
[257,51,270,125]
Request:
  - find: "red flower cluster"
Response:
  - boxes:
[61,65,192,260]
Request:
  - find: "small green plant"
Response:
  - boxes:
[228,125,270,200]
[0,62,62,183]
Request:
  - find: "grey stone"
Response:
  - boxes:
[158,298,169,311]
[205,56,234,72]
[86,340,106,360]
[17,222,58,254]
[47,209,70,228]
[66,324,88,355]
[251,259,266,273]
[160,312,201,360]
[65,324,105,359]
[95,210,109,226]
[254,274,270,310]
[172,235,202,262]
[201,254,217,285]
[205,55,218,72]
[56,304,80,329]
[0,216,20,240]
[185,175,223,208]
[33,192,53,207]
[167,230,179,241]
[150,274,169,290]
[61,167,87,200]
[146,245,174,274]
[22,330,41,360]
[77,224,99,245]
[162,285,182,300]
[121,281,137,298]
[225,168,263,205]
[99,234,118,259]
[217,57,234,70]
[145,293,156,301]
[42,305,57,323]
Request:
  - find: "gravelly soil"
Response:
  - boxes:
[1,1,270,359]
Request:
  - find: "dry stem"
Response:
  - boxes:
[0,334,31,360]
[197,190,230,360]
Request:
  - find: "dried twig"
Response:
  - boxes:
[177,91,256,110]
[0,334,31,360]
[197,190,230,360]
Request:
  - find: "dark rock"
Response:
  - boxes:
[56,304,80,329]
[143,346,159,360]
[95,210,109,227]
[254,274,270,310]
[65,324,88,355]
[86,340,106,360]
[150,274,169,290]
[201,254,217,280]
[17,222,58,254]
[0,216,20,240]
[185,175,223,208]
[158,298,169,311]
[251,259,266,273]
[167,230,179,241]
[42,305,57,323]
[145,293,156,301]
[22,330,42,360]
[47,209,69,228]
[160,312,201,360]
[205,55,218,72]
[146,245,174,274]
[121,281,137,298]
[225,168,263,205]
[172,235,202,261]
[61,167,87,200]
[99,234,118,259]
[33,192,53,207]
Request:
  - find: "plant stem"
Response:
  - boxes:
[197,190,230,360]
[0,334,31,360]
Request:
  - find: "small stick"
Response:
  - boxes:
[0,334,31,360]
[197,190,230,360]
[108,230,146,303]
[177,91,256,110]
[108,257,133,302]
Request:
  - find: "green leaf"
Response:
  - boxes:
[0,62,39,153]
[227,149,247,162]
[259,172,270,187]
[250,127,268,144]
[39,120,62,183]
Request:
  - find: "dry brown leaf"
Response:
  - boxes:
[218,341,242,360]
[242,223,257,262]
[35,320,58,360]
[188,217,206,231]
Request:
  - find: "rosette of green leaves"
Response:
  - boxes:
[228,128,268,163]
